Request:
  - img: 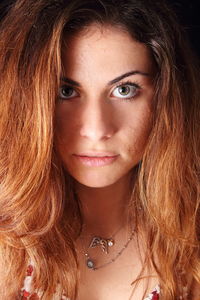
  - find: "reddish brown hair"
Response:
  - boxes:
[0,0,199,299]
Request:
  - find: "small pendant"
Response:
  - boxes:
[107,239,114,247]
[89,237,115,254]
[86,258,95,269]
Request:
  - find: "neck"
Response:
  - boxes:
[74,172,133,236]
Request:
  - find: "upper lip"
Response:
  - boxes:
[73,152,118,157]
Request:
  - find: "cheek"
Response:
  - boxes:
[122,109,152,158]
[54,106,77,144]
[55,100,152,153]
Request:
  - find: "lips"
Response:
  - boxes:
[73,153,119,167]
[75,151,118,157]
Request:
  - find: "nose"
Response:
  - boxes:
[79,98,116,141]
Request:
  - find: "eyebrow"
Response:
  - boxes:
[61,70,150,87]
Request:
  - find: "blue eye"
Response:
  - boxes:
[59,85,78,99]
[112,82,140,99]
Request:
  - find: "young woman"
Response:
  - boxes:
[0,0,199,299]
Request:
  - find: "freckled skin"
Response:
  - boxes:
[55,24,155,188]
[55,26,158,300]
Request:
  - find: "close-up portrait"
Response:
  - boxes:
[0,0,199,299]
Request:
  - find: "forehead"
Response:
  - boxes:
[62,24,154,80]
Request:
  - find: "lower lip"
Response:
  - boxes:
[73,155,119,167]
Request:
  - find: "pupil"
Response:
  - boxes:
[119,86,130,95]
[62,87,73,97]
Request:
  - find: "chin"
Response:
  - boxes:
[63,161,135,188]
[73,174,120,188]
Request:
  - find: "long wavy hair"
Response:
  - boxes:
[0,0,199,299]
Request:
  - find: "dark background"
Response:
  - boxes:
[168,0,200,57]
[0,0,200,56]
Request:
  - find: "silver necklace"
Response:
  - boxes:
[81,223,125,255]
[88,236,114,254]
[84,229,135,270]
[87,223,124,254]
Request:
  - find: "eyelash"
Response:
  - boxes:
[112,80,141,101]
[59,80,142,101]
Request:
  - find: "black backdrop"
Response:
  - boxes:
[168,0,200,57]
[0,0,200,56]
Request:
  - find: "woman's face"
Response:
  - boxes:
[55,25,155,188]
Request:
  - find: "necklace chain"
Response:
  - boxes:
[80,221,127,254]
[84,229,135,270]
